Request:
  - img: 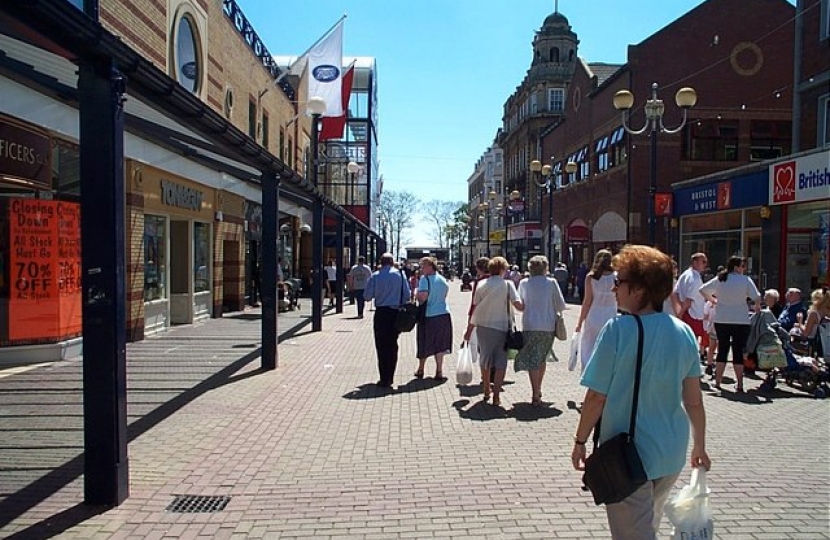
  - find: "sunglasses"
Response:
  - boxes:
[613,277,630,288]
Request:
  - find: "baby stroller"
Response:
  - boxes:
[277,279,302,312]
[759,326,829,398]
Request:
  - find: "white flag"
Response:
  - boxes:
[287,20,344,117]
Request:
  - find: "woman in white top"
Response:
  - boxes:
[699,256,760,392]
[463,257,523,407]
[515,256,567,406]
[575,249,618,372]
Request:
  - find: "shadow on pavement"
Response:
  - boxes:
[0,312,314,536]
[451,398,562,422]
[342,383,398,400]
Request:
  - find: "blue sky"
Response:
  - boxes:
[239,0,792,243]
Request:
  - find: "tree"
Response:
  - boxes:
[422,199,465,246]
[376,190,418,258]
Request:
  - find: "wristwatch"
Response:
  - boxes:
[573,437,587,446]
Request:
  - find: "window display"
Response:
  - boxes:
[144,215,166,301]
[194,221,209,293]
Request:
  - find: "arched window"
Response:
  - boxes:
[550,47,560,62]
[569,49,575,61]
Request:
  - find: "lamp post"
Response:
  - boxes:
[530,159,577,263]
[308,95,327,332]
[459,213,471,270]
[613,82,697,246]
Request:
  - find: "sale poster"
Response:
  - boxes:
[7,198,81,342]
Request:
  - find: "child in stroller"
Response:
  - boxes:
[278,279,302,312]
[759,326,829,398]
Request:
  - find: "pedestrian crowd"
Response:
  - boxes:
[353,242,829,539]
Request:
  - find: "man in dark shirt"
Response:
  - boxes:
[778,288,807,331]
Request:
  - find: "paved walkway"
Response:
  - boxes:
[0,285,828,539]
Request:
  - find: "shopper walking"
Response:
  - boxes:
[700,256,761,392]
[571,245,710,540]
[363,253,411,388]
[463,257,523,407]
[414,256,453,380]
[575,249,617,372]
[515,256,567,405]
[347,256,373,319]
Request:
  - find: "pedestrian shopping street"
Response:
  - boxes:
[0,285,828,539]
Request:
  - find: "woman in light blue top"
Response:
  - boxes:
[414,257,452,380]
[571,245,710,540]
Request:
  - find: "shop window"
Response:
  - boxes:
[608,127,627,169]
[52,140,80,198]
[683,120,739,161]
[144,215,167,301]
[750,120,791,161]
[819,94,830,147]
[193,222,210,293]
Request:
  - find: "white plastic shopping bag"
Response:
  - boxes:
[664,467,713,540]
[468,328,480,366]
[456,343,474,385]
[568,331,580,371]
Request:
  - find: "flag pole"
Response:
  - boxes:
[276,14,347,84]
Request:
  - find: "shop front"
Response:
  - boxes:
[768,149,830,293]
[127,161,215,337]
[565,219,590,270]
[504,222,541,269]
[674,170,766,284]
[0,115,82,361]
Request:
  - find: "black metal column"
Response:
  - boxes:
[335,214,344,313]
[349,220,357,267]
[360,229,368,259]
[79,60,128,506]
[648,128,658,247]
[548,184,554,263]
[261,171,279,370]
[311,114,323,332]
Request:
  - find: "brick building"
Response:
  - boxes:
[540,0,796,271]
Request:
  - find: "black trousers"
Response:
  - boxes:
[374,306,401,385]
[714,322,750,365]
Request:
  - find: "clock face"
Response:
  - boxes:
[175,15,200,93]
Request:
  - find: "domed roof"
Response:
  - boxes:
[543,11,569,28]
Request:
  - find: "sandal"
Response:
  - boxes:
[434,371,447,381]
[492,396,501,407]
[413,370,424,379]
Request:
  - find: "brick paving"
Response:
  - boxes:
[0,285,828,539]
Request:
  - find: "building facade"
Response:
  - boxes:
[0,0,378,361]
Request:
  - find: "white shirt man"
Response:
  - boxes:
[347,256,373,318]
[673,252,709,350]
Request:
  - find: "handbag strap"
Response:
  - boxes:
[506,281,515,328]
[399,272,406,306]
[629,314,645,439]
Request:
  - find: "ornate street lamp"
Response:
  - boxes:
[613,83,697,246]
[531,159,577,263]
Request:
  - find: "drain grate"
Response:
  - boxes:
[166,494,231,513]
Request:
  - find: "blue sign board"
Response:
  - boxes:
[674,170,768,216]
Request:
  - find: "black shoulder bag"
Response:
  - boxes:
[581,314,647,505]
[394,273,418,333]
